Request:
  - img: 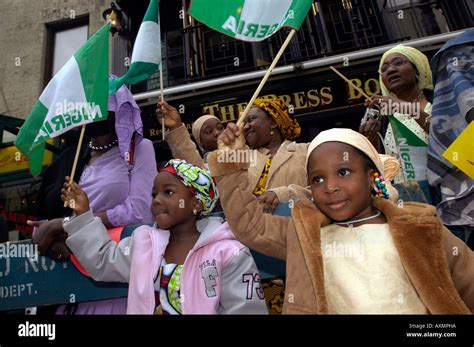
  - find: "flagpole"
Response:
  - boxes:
[63,125,86,207]
[159,3,165,141]
[160,63,165,140]
[236,29,297,127]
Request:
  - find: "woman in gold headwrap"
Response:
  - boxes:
[359,45,433,185]
[242,97,308,210]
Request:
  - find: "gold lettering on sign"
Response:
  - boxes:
[236,103,247,114]
[203,104,220,116]
[364,78,380,96]
[320,87,333,104]
[219,105,237,122]
[307,89,321,107]
[347,79,364,100]
[199,77,379,121]
[293,91,308,109]
[278,94,291,105]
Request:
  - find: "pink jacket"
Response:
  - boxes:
[127,219,267,314]
[64,211,267,314]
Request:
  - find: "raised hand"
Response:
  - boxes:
[217,122,246,151]
[155,100,182,130]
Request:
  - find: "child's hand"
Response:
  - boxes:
[217,122,246,151]
[61,176,90,215]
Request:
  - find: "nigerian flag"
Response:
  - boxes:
[389,116,428,182]
[189,0,313,42]
[15,23,110,176]
[109,0,161,94]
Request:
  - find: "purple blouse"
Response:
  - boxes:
[56,138,157,315]
[79,138,156,226]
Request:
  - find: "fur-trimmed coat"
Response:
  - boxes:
[207,151,474,314]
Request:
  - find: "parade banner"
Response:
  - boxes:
[109,0,161,94]
[15,23,110,176]
[189,0,313,42]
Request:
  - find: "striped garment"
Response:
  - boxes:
[427,28,474,227]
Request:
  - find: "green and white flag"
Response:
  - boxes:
[189,0,313,42]
[15,23,110,176]
[109,0,161,94]
[389,116,428,182]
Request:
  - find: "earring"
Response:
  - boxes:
[193,209,199,216]
[270,127,274,135]
[371,172,389,199]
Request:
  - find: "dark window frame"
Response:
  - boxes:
[42,15,90,88]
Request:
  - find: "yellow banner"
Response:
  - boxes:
[442,122,474,179]
[0,141,53,174]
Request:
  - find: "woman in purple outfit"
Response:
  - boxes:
[30,82,157,314]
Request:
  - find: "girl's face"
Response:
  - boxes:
[380,53,418,96]
[199,118,224,151]
[243,107,277,148]
[307,142,375,222]
[150,172,201,230]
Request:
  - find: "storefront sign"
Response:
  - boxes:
[202,76,381,122]
[0,144,53,175]
[145,73,381,141]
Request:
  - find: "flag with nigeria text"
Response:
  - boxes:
[189,0,313,42]
[15,23,110,176]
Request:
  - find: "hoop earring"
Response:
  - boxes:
[370,172,389,199]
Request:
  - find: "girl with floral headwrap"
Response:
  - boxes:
[60,159,268,314]
[210,125,474,314]
[359,45,433,186]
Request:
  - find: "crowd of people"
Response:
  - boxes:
[30,29,473,315]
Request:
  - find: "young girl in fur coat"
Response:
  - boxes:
[208,125,474,314]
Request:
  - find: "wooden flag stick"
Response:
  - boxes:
[329,65,371,100]
[236,29,297,127]
[160,64,165,141]
[63,124,86,207]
